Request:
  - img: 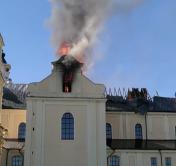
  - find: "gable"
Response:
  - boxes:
[28,62,105,99]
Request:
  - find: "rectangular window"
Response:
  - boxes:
[151,157,157,166]
[135,124,143,139]
[63,82,72,93]
[165,157,171,166]
[63,72,73,93]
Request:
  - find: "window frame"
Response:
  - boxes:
[18,122,26,139]
[151,157,157,166]
[135,123,143,139]
[165,157,171,166]
[106,123,112,139]
[109,155,120,166]
[61,112,74,140]
[12,155,23,166]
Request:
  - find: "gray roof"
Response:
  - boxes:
[3,83,176,113]
[107,139,176,150]
[3,83,28,109]
[106,95,176,113]
[153,96,176,112]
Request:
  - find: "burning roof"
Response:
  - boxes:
[106,88,176,113]
[52,55,83,93]
[2,77,176,113]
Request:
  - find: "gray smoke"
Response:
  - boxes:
[49,0,110,61]
[49,0,143,68]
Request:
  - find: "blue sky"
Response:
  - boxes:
[0,0,176,97]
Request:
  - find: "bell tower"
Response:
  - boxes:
[24,56,107,166]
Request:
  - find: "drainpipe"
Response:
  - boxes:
[159,150,163,166]
[107,149,116,166]
[5,148,9,166]
[144,112,148,140]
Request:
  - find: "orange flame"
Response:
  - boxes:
[58,42,71,56]
[64,86,69,92]
[58,41,84,64]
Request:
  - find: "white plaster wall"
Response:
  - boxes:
[25,98,106,166]
[106,112,176,140]
[108,150,176,166]
[44,101,88,166]
[28,67,105,99]
[24,62,106,166]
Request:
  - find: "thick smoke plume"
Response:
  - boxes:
[49,0,142,68]
[49,0,110,65]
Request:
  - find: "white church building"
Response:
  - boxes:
[24,57,107,166]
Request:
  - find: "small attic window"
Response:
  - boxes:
[63,83,72,93]
[63,71,73,93]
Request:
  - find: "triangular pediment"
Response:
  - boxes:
[28,57,105,99]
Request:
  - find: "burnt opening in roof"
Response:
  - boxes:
[63,83,72,93]
[52,55,83,93]
[62,70,73,93]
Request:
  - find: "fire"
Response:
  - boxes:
[58,41,84,63]
[64,86,69,93]
[58,42,71,56]
[59,42,85,93]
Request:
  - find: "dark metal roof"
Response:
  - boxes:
[153,96,176,112]
[2,83,28,109]
[106,95,150,114]
[106,95,176,113]
[5,138,25,142]
[107,139,176,150]
[52,56,83,69]
[3,81,176,113]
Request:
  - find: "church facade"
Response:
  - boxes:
[24,58,107,166]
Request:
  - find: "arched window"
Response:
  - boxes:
[110,155,120,166]
[106,123,112,139]
[61,113,74,140]
[135,123,143,139]
[12,155,22,166]
[18,122,26,139]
